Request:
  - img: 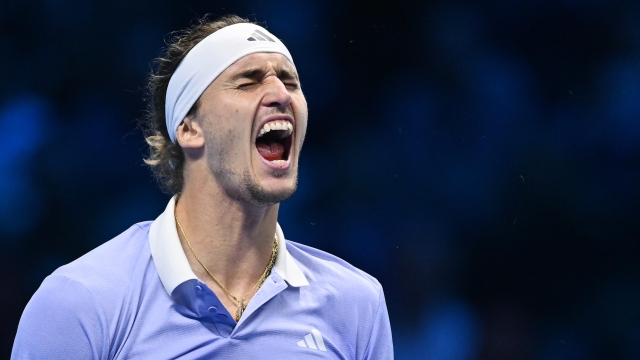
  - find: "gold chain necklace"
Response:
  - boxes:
[174,206,278,322]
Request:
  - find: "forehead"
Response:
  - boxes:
[219,52,297,78]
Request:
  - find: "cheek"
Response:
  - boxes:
[205,116,246,157]
[297,121,308,149]
[294,97,309,146]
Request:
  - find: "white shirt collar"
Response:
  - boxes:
[149,197,309,295]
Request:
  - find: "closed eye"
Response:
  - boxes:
[237,82,258,89]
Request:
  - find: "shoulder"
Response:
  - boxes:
[12,222,155,359]
[41,221,155,326]
[12,274,109,359]
[286,240,383,303]
[284,241,393,358]
[52,221,153,292]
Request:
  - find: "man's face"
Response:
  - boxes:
[194,52,308,205]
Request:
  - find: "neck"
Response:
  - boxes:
[175,182,280,300]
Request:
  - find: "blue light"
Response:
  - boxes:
[0,95,51,238]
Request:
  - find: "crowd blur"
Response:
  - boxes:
[1,0,639,358]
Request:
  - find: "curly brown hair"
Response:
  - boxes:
[141,14,255,195]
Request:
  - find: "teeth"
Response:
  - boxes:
[257,120,293,138]
[271,160,286,165]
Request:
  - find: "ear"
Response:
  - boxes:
[176,115,205,149]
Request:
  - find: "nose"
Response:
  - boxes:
[261,76,292,110]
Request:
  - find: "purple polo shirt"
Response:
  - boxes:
[12,198,393,359]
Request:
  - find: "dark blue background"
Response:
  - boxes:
[1,0,639,358]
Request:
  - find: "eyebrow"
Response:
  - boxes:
[276,68,299,82]
[230,67,299,82]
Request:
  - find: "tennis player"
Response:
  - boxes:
[12,15,393,359]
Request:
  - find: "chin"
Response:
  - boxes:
[242,172,298,206]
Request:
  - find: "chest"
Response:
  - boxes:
[116,311,354,359]
[112,285,359,360]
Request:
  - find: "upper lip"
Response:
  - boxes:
[255,113,295,140]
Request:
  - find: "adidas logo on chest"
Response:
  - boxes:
[297,328,326,352]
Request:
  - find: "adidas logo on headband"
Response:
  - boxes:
[247,29,276,42]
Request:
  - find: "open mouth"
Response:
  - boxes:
[255,120,293,164]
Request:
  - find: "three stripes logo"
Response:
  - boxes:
[247,29,276,42]
[297,328,327,352]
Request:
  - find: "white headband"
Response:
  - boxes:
[165,23,295,143]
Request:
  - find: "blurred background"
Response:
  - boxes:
[1,0,639,358]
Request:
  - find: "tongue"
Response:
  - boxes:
[256,140,285,161]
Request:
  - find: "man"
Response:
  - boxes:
[12,15,393,359]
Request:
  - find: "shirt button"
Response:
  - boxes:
[208,306,217,313]
[217,314,227,320]
[195,286,203,293]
